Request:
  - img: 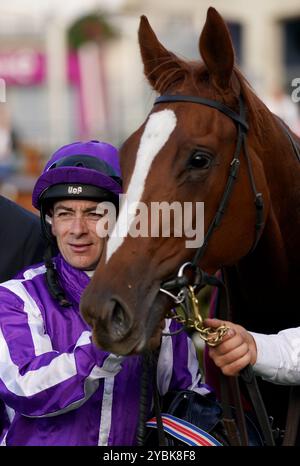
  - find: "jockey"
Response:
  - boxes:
[0,140,208,446]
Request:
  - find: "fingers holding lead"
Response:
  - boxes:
[204,318,230,329]
[221,351,252,376]
[209,341,250,366]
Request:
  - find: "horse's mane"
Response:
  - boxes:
[234,68,277,143]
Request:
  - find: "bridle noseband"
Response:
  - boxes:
[155,94,264,301]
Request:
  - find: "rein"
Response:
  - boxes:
[153,93,275,446]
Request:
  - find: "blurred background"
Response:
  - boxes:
[0,0,299,212]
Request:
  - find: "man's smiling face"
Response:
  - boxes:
[51,199,105,270]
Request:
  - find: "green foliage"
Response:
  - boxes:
[68,13,118,50]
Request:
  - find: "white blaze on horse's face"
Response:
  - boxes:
[106,109,177,263]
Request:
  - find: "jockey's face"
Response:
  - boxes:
[51,199,105,270]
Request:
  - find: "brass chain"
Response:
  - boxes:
[188,285,229,346]
[166,286,229,347]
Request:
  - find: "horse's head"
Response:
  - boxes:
[81,7,270,355]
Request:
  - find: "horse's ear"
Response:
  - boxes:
[199,7,235,91]
[138,15,184,92]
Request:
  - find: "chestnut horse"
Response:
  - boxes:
[81,8,300,432]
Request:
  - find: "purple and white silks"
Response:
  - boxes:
[0,254,210,446]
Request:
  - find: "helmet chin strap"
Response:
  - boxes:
[40,203,56,245]
[43,241,71,308]
[39,202,71,308]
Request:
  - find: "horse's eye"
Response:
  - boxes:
[188,150,212,170]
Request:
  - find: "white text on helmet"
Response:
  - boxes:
[68,186,83,195]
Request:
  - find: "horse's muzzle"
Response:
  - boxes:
[107,298,133,340]
[81,295,143,355]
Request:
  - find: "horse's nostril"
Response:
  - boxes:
[110,300,131,339]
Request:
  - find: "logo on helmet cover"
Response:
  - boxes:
[68,186,83,195]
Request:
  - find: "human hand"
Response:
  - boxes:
[204,318,257,376]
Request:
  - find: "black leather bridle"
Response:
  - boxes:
[154,94,264,295]
[138,93,299,446]
[151,93,276,446]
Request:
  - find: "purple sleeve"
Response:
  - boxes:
[0,288,123,418]
[157,319,204,395]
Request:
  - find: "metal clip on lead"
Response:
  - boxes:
[187,286,229,346]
